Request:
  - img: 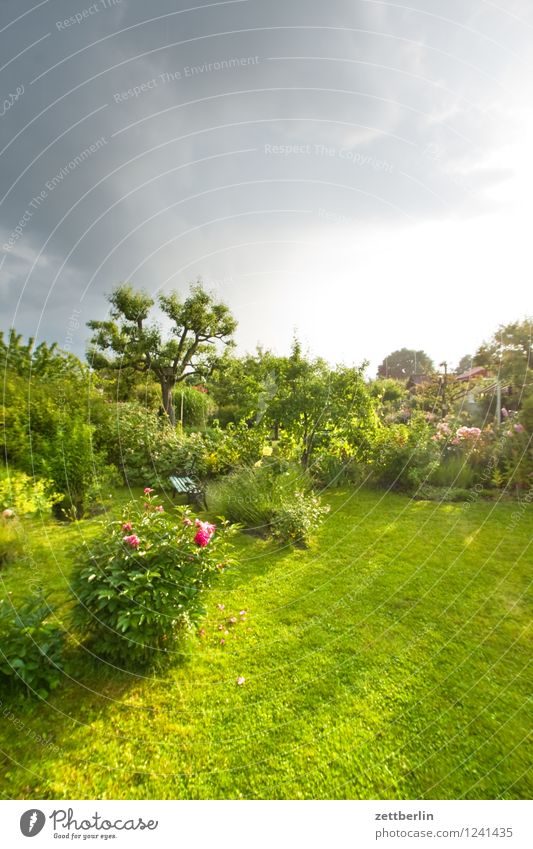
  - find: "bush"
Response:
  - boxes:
[0,518,24,568]
[368,415,440,491]
[72,489,236,667]
[202,421,267,476]
[0,596,65,698]
[207,462,328,543]
[272,493,330,546]
[101,403,211,485]
[0,468,61,516]
[308,451,363,488]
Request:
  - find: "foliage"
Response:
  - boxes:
[0,519,24,568]
[87,282,237,424]
[377,347,434,379]
[368,414,440,491]
[0,595,65,698]
[271,493,330,546]
[474,318,532,388]
[41,421,113,520]
[0,328,84,380]
[307,450,363,487]
[207,462,327,543]
[203,421,267,476]
[71,490,236,666]
[176,386,214,428]
[1,357,116,519]
[267,342,378,468]
[207,347,281,426]
[0,468,61,516]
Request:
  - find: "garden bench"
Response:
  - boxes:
[168,474,207,510]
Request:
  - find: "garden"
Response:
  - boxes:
[0,285,531,800]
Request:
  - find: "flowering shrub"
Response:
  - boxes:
[72,490,236,666]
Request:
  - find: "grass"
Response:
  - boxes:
[0,486,531,799]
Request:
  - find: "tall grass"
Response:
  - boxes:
[206,463,311,532]
[429,455,476,488]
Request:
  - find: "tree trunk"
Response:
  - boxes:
[161,379,176,425]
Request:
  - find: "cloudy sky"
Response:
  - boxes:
[1,0,532,372]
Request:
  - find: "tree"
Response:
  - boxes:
[455,354,474,375]
[269,340,378,468]
[87,282,237,424]
[474,319,532,387]
[377,348,434,379]
[0,328,84,378]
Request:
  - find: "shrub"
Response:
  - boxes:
[102,403,212,485]
[0,595,65,698]
[202,421,267,476]
[0,468,61,516]
[71,490,236,667]
[41,421,114,519]
[272,493,330,546]
[308,451,363,488]
[369,415,440,491]
[0,518,24,568]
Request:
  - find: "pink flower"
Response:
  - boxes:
[155,505,164,512]
[239,610,247,617]
[514,423,525,433]
[183,517,193,526]
[217,603,225,611]
[236,676,246,686]
[220,638,226,646]
[501,407,509,418]
[194,529,211,547]
[123,534,140,548]
[228,616,237,625]
[122,522,133,532]
[193,520,216,547]
[143,487,154,495]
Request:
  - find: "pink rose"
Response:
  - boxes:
[123,534,140,548]
[143,487,154,495]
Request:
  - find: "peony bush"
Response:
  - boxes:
[72,489,236,667]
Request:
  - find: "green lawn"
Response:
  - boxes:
[0,488,531,799]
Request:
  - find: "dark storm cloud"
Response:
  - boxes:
[0,0,531,353]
